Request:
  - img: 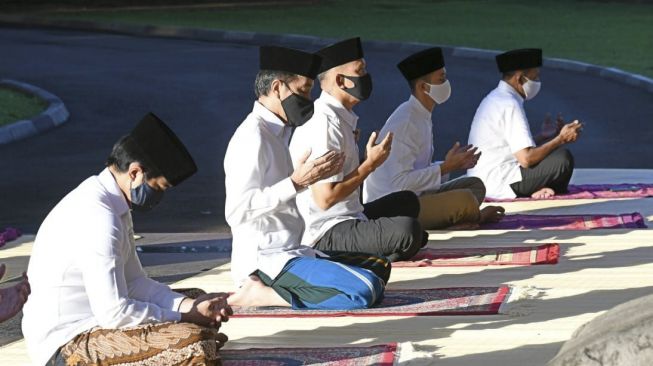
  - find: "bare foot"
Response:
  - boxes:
[531,187,555,199]
[227,275,290,308]
[0,265,30,323]
[480,206,506,223]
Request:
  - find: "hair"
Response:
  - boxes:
[408,75,431,92]
[502,70,518,80]
[317,70,328,83]
[106,135,161,177]
[254,70,299,98]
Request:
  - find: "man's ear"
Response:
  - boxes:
[127,162,144,181]
[270,79,283,99]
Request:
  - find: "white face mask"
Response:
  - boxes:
[522,76,541,101]
[425,79,451,104]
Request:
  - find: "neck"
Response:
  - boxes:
[412,90,435,113]
[324,87,357,111]
[504,78,526,99]
[258,96,290,125]
[108,165,131,203]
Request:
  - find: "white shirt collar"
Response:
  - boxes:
[98,167,129,216]
[408,94,432,120]
[319,91,359,129]
[498,80,524,103]
[253,101,289,138]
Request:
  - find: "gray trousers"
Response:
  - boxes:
[417,176,487,229]
[314,191,426,262]
[510,148,574,197]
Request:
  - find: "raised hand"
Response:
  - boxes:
[558,120,583,143]
[441,142,481,174]
[364,131,393,170]
[291,149,345,190]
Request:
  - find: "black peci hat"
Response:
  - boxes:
[496,48,542,73]
[397,47,445,81]
[122,113,197,186]
[259,46,322,79]
[316,37,364,73]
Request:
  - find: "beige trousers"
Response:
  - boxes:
[418,176,486,230]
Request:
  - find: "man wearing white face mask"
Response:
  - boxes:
[363,47,505,230]
[468,48,583,200]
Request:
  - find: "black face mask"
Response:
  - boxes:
[130,178,164,212]
[340,73,373,101]
[281,92,314,127]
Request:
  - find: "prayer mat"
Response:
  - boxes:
[393,244,559,267]
[232,286,510,317]
[221,343,397,365]
[0,227,21,249]
[480,213,647,230]
[484,183,653,202]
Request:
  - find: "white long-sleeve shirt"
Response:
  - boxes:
[467,81,536,199]
[363,95,443,203]
[224,102,316,287]
[289,91,367,246]
[22,168,185,366]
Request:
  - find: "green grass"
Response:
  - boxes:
[0,88,47,126]
[40,0,653,77]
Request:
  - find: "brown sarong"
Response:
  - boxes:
[49,322,223,366]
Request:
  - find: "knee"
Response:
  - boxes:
[391,217,424,260]
[394,190,420,218]
[467,177,487,203]
[556,148,574,171]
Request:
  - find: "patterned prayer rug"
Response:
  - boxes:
[484,183,653,202]
[221,343,397,365]
[233,286,510,317]
[393,244,559,267]
[480,213,647,230]
[0,227,21,249]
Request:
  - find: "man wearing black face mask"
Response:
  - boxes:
[289,37,427,263]
[23,113,232,365]
[225,45,390,311]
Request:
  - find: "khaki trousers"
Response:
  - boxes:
[418,176,486,229]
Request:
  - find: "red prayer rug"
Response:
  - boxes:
[221,343,397,365]
[480,213,647,230]
[485,183,653,202]
[233,286,510,318]
[393,243,559,267]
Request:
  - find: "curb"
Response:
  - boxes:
[1,15,652,94]
[0,79,70,145]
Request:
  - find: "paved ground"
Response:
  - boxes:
[0,27,652,234]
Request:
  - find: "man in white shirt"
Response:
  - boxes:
[290,38,426,262]
[468,48,583,200]
[364,47,505,229]
[23,114,231,366]
[225,46,389,311]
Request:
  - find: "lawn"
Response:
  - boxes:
[35,0,653,77]
[0,88,47,126]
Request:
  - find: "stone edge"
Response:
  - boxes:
[0,79,70,145]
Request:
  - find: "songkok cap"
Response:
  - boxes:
[397,47,445,81]
[122,113,197,186]
[496,48,542,73]
[259,46,321,79]
[316,37,364,73]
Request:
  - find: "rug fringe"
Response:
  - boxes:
[395,342,437,365]
[499,286,547,316]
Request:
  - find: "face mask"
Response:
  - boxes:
[340,73,373,101]
[522,76,541,101]
[425,79,452,104]
[130,176,164,212]
[281,90,314,127]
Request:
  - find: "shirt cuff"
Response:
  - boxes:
[161,308,182,323]
[272,177,298,202]
[172,293,187,312]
